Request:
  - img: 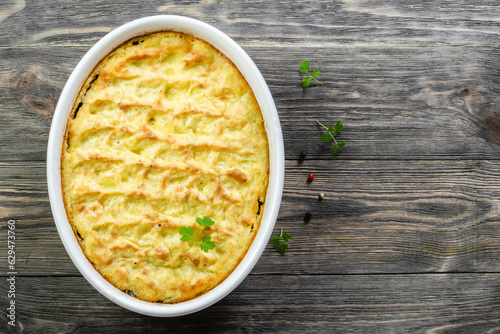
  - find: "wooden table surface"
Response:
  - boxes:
[2,1,500,333]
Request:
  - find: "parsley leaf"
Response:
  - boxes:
[333,121,343,137]
[200,236,216,253]
[300,60,323,87]
[275,242,289,255]
[196,216,215,228]
[269,236,280,244]
[321,133,331,143]
[300,60,310,73]
[331,144,340,156]
[282,232,292,242]
[269,227,292,255]
[302,77,312,87]
[317,120,345,156]
[179,217,216,253]
[179,226,194,242]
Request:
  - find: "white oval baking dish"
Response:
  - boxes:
[47,15,284,317]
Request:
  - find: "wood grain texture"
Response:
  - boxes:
[1,1,500,47]
[1,0,500,332]
[1,275,499,333]
[2,45,500,161]
[2,159,500,276]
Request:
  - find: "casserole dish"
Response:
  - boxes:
[47,15,284,317]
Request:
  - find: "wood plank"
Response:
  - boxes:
[1,1,500,47]
[2,159,500,275]
[2,1,500,333]
[2,45,500,161]
[0,274,498,333]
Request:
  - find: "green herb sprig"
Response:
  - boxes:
[317,120,345,156]
[269,228,292,255]
[300,60,323,87]
[179,216,216,253]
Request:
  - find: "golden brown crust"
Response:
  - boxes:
[61,32,269,303]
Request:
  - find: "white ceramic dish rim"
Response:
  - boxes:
[46,15,284,317]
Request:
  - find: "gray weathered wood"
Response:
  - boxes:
[1,275,499,333]
[2,1,500,48]
[2,46,500,161]
[2,0,500,332]
[2,159,500,276]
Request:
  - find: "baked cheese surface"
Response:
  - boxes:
[61,32,269,303]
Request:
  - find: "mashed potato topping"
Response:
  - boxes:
[61,32,269,303]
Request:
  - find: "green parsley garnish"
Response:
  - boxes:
[300,60,323,87]
[179,226,195,241]
[317,120,345,156]
[200,236,216,253]
[269,227,292,255]
[179,216,216,253]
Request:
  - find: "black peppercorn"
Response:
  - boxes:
[304,212,312,222]
[299,152,307,159]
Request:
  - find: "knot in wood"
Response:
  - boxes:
[16,71,37,90]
